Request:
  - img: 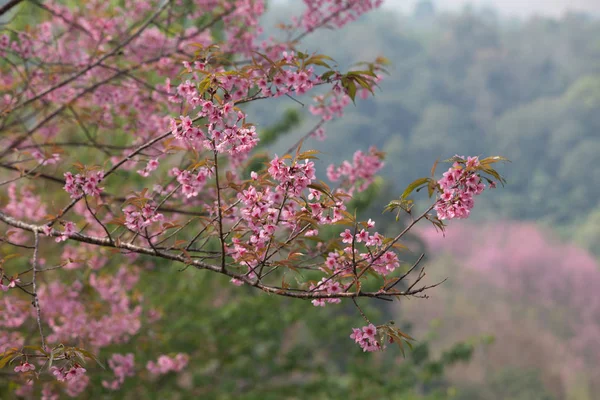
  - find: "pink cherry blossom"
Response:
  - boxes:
[14,362,35,373]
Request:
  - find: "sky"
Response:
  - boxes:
[273,0,600,18]
[383,0,600,18]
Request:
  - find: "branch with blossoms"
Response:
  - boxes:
[0,0,505,396]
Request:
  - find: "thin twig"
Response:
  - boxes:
[31,230,47,351]
[352,298,371,324]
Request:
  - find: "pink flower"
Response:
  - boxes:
[14,362,35,373]
[350,328,363,343]
[63,170,104,198]
[102,353,135,390]
[350,324,382,352]
[55,221,76,242]
[340,229,353,244]
[51,366,66,382]
[434,157,491,221]
[362,324,377,339]
[356,229,369,243]
[1,277,20,292]
[230,278,244,286]
[64,365,87,381]
[146,353,188,376]
[465,156,480,169]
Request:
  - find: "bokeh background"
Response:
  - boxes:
[246,1,600,399]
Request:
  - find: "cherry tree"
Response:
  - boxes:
[0,0,504,396]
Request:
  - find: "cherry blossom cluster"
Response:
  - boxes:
[259,59,319,97]
[268,156,317,196]
[0,297,28,329]
[298,0,384,31]
[171,166,213,198]
[350,324,382,352]
[102,353,136,390]
[309,219,399,310]
[302,188,347,227]
[54,221,77,243]
[309,90,351,121]
[435,156,489,220]
[309,278,345,306]
[63,170,105,199]
[5,183,47,224]
[146,353,189,376]
[0,276,20,292]
[166,53,328,160]
[38,271,141,348]
[123,203,165,232]
[170,105,258,156]
[14,362,35,373]
[51,365,87,382]
[32,150,61,166]
[236,186,279,247]
[137,159,160,178]
[2,263,144,395]
[327,146,384,193]
[50,365,89,397]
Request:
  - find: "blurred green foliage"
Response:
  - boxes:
[255,4,600,250]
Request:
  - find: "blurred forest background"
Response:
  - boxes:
[247,1,600,399]
[3,0,600,399]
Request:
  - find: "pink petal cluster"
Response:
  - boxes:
[299,0,384,31]
[63,170,104,198]
[146,353,188,376]
[170,102,258,156]
[123,203,164,232]
[14,362,35,373]
[102,353,135,390]
[41,384,59,400]
[268,156,316,196]
[435,156,486,220]
[349,324,382,352]
[171,167,212,198]
[51,365,89,397]
[51,365,86,382]
[32,150,60,165]
[310,220,399,308]
[0,277,20,292]
[0,297,29,328]
[5,183,47,221]
[137,159,160,177]
[39,268,142,348]
[55,221,76,243]
[309,278,345,306]
[327,147,384,193]
[309,91,351,121]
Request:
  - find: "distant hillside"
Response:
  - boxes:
[252,6,600,250]
[401,221,600,399]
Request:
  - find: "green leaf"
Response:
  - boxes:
[401,177,432,199]
[479,156,510,166]
[297,149,320,160]
[346,80,357,103]
[0,351,16,369]
[320,71,335,81]
[348,70,377,78]
[22,345,47,356]
[479,166,506,186]
[75,348,106,369]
